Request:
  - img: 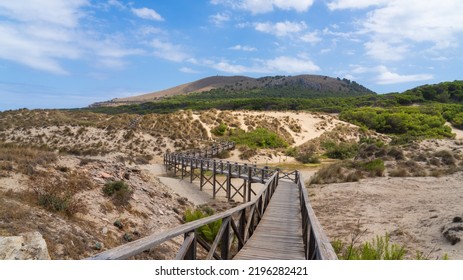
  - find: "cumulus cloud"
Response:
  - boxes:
[0,0,88,28]
[254,21,307,37]
[229,45,257,51]
[327,0,388,10]
[209,12,231,26]
[375,66,433,84]
[179,67,200,74]
[0,0,147,74]
[150,39,190,62]
[348,65,433,85]
[210,56,320,74]
[354,0,463,61]
[211,0,314,14]
[131,7,164,21]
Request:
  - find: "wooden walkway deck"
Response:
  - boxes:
[233,180,305,260]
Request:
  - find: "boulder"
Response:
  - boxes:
[0,232,50,260]
[442,220,463,245]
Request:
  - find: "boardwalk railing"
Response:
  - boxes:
[88,141,337,260]
[87,172,279,260]
[296,171,338,260]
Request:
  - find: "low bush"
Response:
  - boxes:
[183,207,221,243]
[32,172,89,216]
[310,159,385,184]
[229,128,288,149]
[322,141,358,160]
[238,146,257,160]
[103,181,132,206]
[294,144,320,164]
[211,123,228,136]
[332,234,406,260]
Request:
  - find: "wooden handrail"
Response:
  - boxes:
[89,140,337,260]
[87,172,279,260]
[296,171,337,260]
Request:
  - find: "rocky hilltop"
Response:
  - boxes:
[90,75,374,107]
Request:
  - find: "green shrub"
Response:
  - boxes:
[216,149,231,159]
[322,141,358,160]
[211,123,228,136]
[361,159,385,177]
[238,146,257,160]
[294,144,320,164]
[229,128,288,149]
[103,181,132,205]
[184,207,221,242]
[333,234,406,260]
[285,147,297,157]
[33,172,87,216]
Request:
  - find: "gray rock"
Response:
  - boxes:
[442,222,463,245]
[0,232,50,260]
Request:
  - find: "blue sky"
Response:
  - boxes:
[1,0,462,110]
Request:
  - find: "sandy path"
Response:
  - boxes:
[309,172,463,259]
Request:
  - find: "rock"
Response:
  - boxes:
[0,232,50,260]
[124,171,131,180]
[131,166,141,173]
[453,216,463,223]
[99,171,113,179]
[101,227,108,235]
[442,222,463,245]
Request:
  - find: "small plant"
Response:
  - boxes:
[322,141,358,160]
[123,233,133,242]
[103,181,132,206]
[113,219,124,229]
[361,159,385,177]
[183,207,221,243]
[333,234,406,260]
[211,122,228,136]
[93,242,102,250]
[216,149,231,159]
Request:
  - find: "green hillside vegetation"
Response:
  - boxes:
[85,80,463,141]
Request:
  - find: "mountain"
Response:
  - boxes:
[90,75,374,107]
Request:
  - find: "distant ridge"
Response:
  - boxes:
[90,75,374,107]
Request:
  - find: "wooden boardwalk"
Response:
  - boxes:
[234,180,305,260]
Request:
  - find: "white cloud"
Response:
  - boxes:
[348,65,433,85]
[229,45,257,51]
[179,67,200,74]
[211,0,314,14]
[255,21,307,37]
[209,12,230,25]
[0,0,88,28]
[375,66,433,84]
[150,39,189,62]
[364,40,409,61]
[264,56,320,73]
[0,0,147,74]
[357,0,463,61]
[131,7,164,21]
[327,0,388,10]
[210,56,320,74]
[300,31,321,43]
[213,61,249,73]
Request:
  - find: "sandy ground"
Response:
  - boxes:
[448,122,463,139]
[309,172,463,259]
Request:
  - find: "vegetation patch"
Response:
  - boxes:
[332,234,406,260]
[32,171,91,216]
[183,206,221,243]
[228,128,288,149]
[103,180,132,206]
[310,159,385,185]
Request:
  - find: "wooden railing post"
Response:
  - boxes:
[220,217,231,260]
